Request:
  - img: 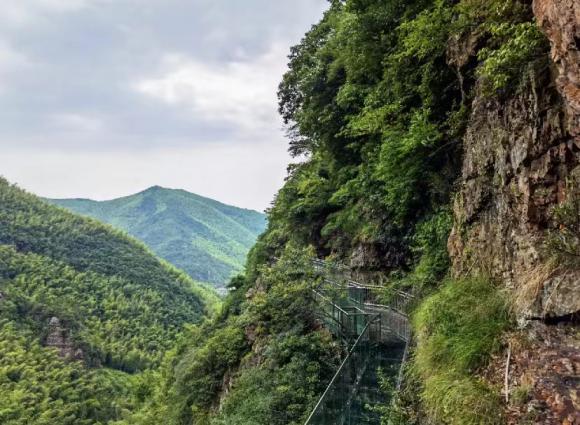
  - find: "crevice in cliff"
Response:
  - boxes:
[540,311,580,325]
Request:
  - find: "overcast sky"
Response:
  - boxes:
[0,0,326,211]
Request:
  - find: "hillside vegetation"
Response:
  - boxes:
[124,1,565,424]
[50,186,266,287]
[0,177,218,424]
[49,186,266,288]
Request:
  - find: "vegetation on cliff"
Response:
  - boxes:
[413,278,511,425]
[119,246,339,425]
[0,178,218,423]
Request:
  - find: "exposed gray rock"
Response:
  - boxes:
[533,0,580,141]
[539,270,580,317]
[45,316,76,359]
[448,0,580,319]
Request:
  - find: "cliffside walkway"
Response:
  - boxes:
[305,260,413,425]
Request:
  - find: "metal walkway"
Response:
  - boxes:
[305,260,413,425]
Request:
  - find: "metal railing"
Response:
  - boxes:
[346,282,414,316]
[304,317,378,425]
[312,289,375,343]
[312,259,413,308]
[364,304,411,343]
[312,259,414,342]
[305,258,415,425]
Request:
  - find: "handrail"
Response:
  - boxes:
[305,257,414,425]
[312,289,360,317]
[345,279,413,298]
[311,289,377,344]
[311,259,414,300]
[303,316,378,425]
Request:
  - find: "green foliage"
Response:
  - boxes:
[0,321,135,425]
[0,245,196,370]
[397,209,453,289]
[126,245,340,425]
[275,0,469,262]
[275,0,547,263]
[375,110,444,227]
[0,177,217,423]
[420,374,503,425]
[214,331,336,425]
[126,1,547,424]
[478,22,548,93]
[511,384,532,406]
[49,186,267,288]
[375,365,422,425]
[413,278,511,424]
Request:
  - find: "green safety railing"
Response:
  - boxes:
[313,290,373,343]
[304,317,377,425]
[306,259,414,425]
[312,259,413,342]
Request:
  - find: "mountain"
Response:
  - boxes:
[0,177,218,424]
[48,186,267,289]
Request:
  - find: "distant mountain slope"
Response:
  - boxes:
[0,177,217,423]
[49,186,267,287]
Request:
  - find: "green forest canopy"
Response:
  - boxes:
[0,177,219,424]
[49,186,267,288]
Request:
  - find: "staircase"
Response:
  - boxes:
[305,260,413,425]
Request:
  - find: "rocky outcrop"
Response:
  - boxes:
[533,0,580,140]
[485,323,580,424]
[448,6,580,422]
[449,1,580,320]
[45,317,82,359]
[448,69,579,318]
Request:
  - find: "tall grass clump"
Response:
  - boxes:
[412,277,511,424]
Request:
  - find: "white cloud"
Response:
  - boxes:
[0,41,30,69]
[0,140,290,211]
[0,41,33,92]
[0,0,327,209]
[49,113,104,133]
[0,0,102,28]
[133,42,288,135]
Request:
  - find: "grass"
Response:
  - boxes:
[412,277,511,425]
[512,384,532,405]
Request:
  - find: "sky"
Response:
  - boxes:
[0,0,327,212]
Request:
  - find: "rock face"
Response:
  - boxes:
[448,7,580,422]
[449,4,580,320]
[45,317,78,359]
[533,0,580,140]
[486,324,580,424]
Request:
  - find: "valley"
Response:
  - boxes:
[0,178,219,423]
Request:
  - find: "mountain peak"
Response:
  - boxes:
[49,187,267,287]
[144,185,167,192]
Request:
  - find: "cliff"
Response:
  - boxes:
[448,1,579,422]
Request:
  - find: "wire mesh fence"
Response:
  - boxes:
[305,258,414,425]
[304,316,406,425]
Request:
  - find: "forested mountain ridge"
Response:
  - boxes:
[125,1,579,424]
[0,177,219,424]
[49,186,267,288]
